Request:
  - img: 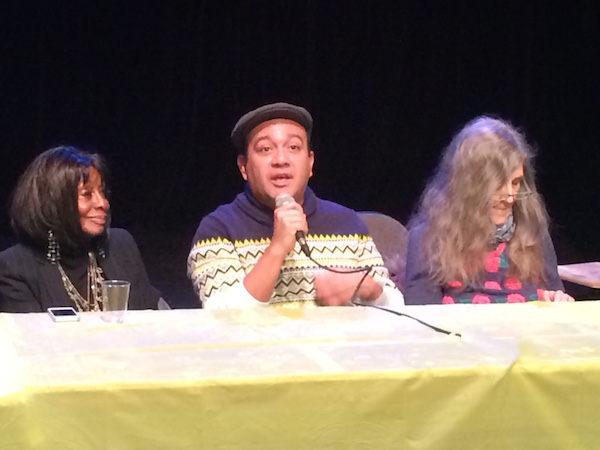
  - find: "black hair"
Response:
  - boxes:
[10,146,110,253]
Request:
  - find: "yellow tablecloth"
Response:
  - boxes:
[1,302,600,449]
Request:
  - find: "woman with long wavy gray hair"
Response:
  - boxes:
[404,116,573,304]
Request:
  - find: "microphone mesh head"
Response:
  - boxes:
[275,194,294,208]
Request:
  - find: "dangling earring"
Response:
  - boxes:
[47,230,61,264]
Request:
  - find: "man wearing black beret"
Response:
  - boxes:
[187,102,404,309]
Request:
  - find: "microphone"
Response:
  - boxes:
[275,194,311,257]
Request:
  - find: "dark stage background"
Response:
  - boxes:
[1,1,599,306]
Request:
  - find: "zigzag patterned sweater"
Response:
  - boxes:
[188,186,397,307]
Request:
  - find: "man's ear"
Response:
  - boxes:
[237,155,248,180]
[308,150,314,178]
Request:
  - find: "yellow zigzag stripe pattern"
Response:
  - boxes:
[188,234,392,305]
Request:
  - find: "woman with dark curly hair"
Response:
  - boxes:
[0,146,161,312]
[405,116,573,305]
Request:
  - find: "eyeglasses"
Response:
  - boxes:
[494,190,532,201]
[492,180,533,202]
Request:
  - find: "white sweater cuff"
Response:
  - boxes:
[203,281,270,309]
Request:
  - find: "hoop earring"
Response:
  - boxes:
[47,230,61,264]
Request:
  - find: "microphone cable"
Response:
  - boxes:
[352,301,462,337]
[304,240,461,337]
[275,193,376,276]
[306,251,374,274]
[346,267,461,337]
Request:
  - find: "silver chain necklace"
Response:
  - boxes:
[57,251,105,312]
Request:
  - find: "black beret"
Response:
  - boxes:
[231,102,313,154]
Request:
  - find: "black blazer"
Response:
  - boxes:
[0,228,160,313]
